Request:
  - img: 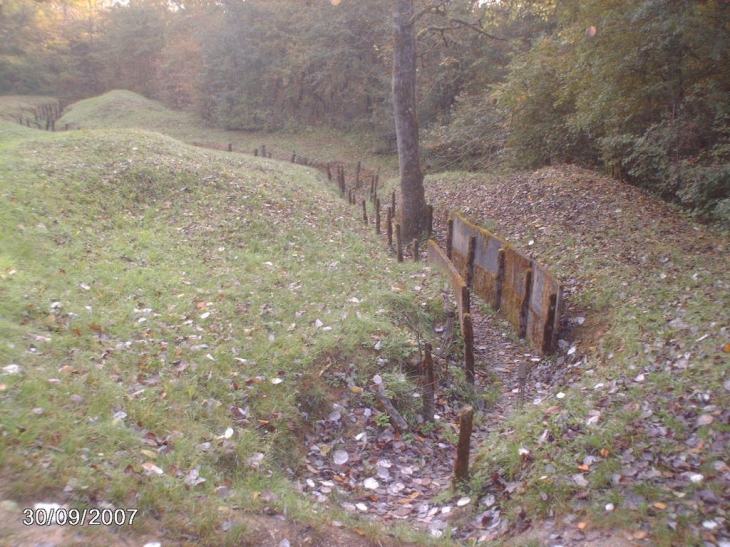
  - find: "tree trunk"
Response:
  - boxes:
[392,0,427,242]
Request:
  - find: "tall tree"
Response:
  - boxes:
[393,0,427,241]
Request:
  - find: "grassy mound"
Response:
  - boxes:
[57,90,399,174]
[56,90,197,135]
[0,124,437,545]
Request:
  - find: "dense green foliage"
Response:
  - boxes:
[432,0,730,222]
[1,0,728,220]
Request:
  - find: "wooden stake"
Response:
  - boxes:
[396,223,403,262]
[463,313,475,385]
[362,200,368,224]
[427,204,433,236]
[446,218,454,260]
[413,239,419,262]
[423,343,435,423]
[387,207,393,246]
[519,268,533,340]
[374,389,409,432]
[375,198,381,234]
[495,248,505,311]
[543,293,559,355]
[453,406,474,485]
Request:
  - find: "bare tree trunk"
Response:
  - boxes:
[393,0,427,242]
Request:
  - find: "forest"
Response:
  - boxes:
[1,0,729,221]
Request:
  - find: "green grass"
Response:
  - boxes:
[0,107,446,545]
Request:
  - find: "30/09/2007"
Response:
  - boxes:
[23,507,138,526]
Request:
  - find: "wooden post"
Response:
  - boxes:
[542,293,559,355]
[495,248,505,311]
[375,198,381,234]
[291,151,296,163]
[254,149,259,157]
[261,145,266,157]
[466,234,476,289]
[426,205,433,237]
[228,143,232,152]
[391,191,396,217]
[519,268,533,340]
[422,343,435,423]
[326,163,332,181]
[453,406,474,485]
[413,239,419,262]
[374,390,409,433]
[362,200,368,224]
[356,161,362,187]
[463,313,475,385]
[396,224,403,262]
[387,207,393,246]
[446,218,454,260]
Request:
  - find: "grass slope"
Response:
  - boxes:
[57,90,399,176]
[0,116,441,545]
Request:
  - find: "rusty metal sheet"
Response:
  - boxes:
[447,212,563,356]
[427,240,470,327]
[527,263,561,354]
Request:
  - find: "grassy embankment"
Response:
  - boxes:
[0,92,445,546]
[426,168,730,546]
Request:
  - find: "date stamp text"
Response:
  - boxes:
[23,507,138,527]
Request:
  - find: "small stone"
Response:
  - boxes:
[0,500,20,512]
[696,414,714,426]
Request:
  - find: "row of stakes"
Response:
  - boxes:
[326,161,434,263]
[249,145,532,487]
[189,144,530,485]
[324,160,480,487]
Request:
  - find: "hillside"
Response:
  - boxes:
[1,93,728,547]
[426,167,730,546]
[0,106,437,546]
